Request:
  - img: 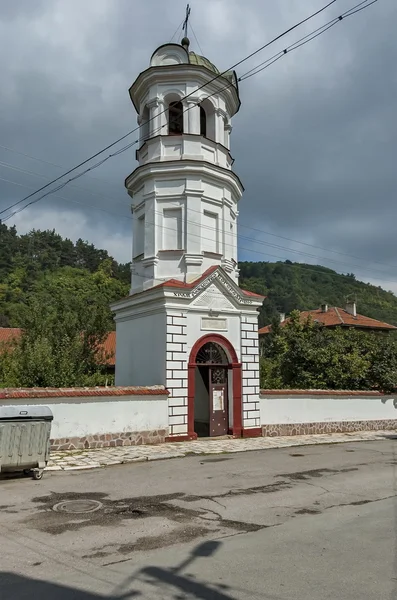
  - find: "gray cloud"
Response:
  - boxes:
[1,0,396,290]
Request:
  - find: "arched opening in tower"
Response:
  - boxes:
[168,101,183,135]
[200,105,207,137]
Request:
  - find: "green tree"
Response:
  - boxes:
[260,313,397,393]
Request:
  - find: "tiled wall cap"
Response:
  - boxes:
[260,389,386,397]
[0,386,169,399]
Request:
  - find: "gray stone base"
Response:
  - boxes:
[262,420,397,437]
[50,429,168,451]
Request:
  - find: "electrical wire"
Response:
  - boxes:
[0,159,122,207]
[4,167,397,285]
[1,0,373,226]
[169,18,185,43]
[0,1,383,283]
[189,21,205,56]
[0,0,339,218]
[0,143,121,191]
[2,139,396,273]
[240,0,377,81]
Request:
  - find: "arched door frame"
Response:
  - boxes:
[188,334,242,439]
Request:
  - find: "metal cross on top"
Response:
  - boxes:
[183,4,191,39]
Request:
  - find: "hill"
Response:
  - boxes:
[239,261,397,328]
[1,224,397,330]
[0,224,130,328]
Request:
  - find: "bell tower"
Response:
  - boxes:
[126,38,242,293]
[112,35,264,441]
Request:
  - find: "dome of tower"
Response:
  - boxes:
[188,51,237,87]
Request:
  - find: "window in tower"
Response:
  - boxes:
[200,105,207,137]
[202,210,219,254]
[168,101,183,135]
[162,208,183,250]
[134,214,145,258]
[140,105,150,142]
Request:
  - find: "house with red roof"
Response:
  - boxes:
[0,328,116,373]
[258,302,397,336]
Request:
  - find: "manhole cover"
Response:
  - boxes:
[53,500,103,514]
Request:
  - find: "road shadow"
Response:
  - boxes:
[1,542,283,599]
[113,540,284,600]
[0,571,106,600]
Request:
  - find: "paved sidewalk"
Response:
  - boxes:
[46,430,396,471]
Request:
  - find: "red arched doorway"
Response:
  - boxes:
[188,334,242,439]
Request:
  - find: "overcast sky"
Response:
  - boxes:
[1,0,396,292]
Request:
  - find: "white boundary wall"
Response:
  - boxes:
[1,387,169,448]
[260,393,397,424]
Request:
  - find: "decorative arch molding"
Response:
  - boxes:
[187,333,242,439]
[150,44,189,67]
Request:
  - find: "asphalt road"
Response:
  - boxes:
[1,438,397,599]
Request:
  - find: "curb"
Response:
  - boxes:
[44,431,395,472]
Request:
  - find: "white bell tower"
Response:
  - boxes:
[112,35,264,441]
[127,38,242,293]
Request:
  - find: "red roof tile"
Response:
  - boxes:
[0,328,116,366]
[118,266,265,300]
[259,389,383,396]
[241,289,266,298]
[0,386,169,399]
[0,328,21,344]
[99,331,116,366]
[259,307,397,335]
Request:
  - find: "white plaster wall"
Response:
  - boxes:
[3,395,169,439]
[260,395,397,424]
[185,309,241,362]
[115,311,166,386]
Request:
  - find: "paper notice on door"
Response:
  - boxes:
[213,389,224,411]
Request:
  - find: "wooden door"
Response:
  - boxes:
[209,367,228,436]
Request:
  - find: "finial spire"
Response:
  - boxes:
[183,4,191,39]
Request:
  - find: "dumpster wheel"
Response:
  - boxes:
[32,469,44,481]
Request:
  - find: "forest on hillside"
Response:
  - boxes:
[2,224,397,329]
[239,261,397,327]
[2,224,397,389]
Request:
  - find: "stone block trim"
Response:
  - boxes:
[50,429,168,451]
[262,420,397,437]
[166,311,188,436]
[241,314,261,428]
[0,386,169,399]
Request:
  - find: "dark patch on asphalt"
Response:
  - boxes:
[89,520,272,562]
[200,457,232,463]
[201,481,292,500]
[93,526,214,562]
[295,508,321,515]
[25,490,268,545]
[0,504,15,510]
[277,467,358,481]
[345,449,355,453]
[290,453,305,457]
[344,499,372,506]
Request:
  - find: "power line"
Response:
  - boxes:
[169,18,185,43]
[0,0,339,219]
[0,159,122,207]
[3,159,397,280]
[0,143,121,191]
[240,0,377,82]
[4,168,397,285]
[0,2,382,280]
[189,21,205,56]
[1,0,374,226]
[0,2,384,279]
